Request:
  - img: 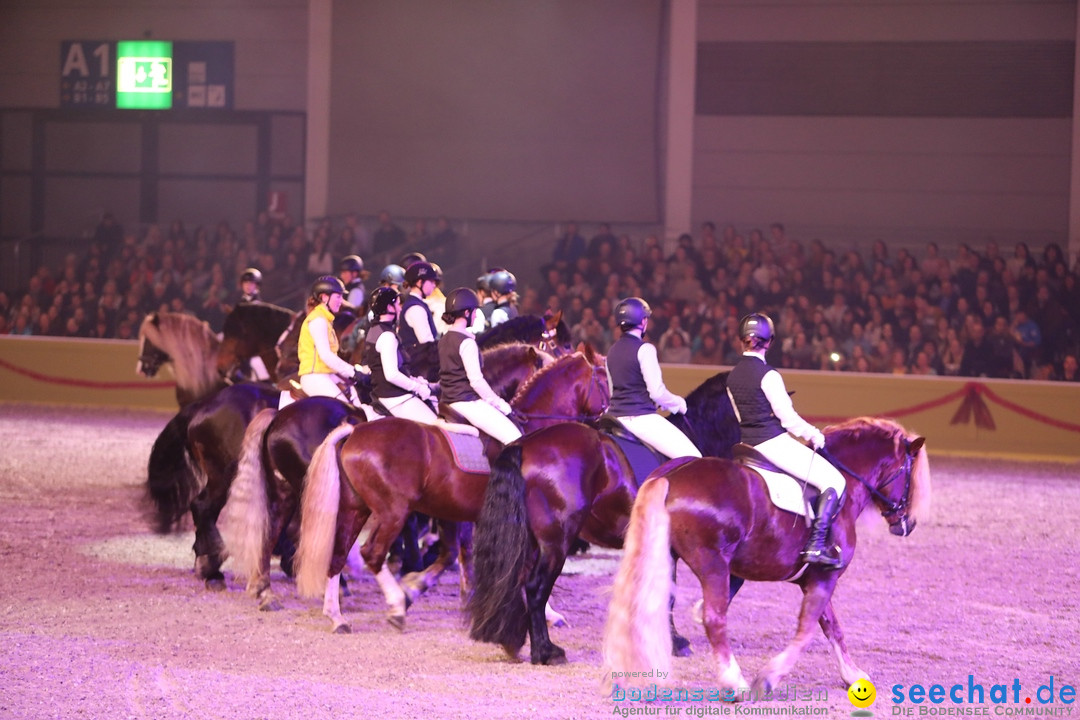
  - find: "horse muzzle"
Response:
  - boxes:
[889,516,915,536]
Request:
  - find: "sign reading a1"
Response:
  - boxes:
[116,40,173,109]
[60,41,114,107]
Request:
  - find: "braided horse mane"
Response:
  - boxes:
[824,416,932,524]
[138,312,222,403]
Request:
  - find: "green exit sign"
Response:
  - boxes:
[116,40,173,109]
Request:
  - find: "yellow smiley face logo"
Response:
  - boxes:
[848,679,876,708]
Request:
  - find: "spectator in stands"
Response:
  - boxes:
[373,211,407,256]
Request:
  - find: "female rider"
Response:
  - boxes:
[363,286,437,424]
[297,275,363,406]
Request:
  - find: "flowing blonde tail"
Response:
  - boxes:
[601,476,673,694]
[219,408,277,587]
[295,422,355,598]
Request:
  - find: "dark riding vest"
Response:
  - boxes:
[363,322,408,399]
[439,331,481,404]
[607,334,656,417]
[495,301,519,321]
[397,293,437,353]
[480,300,496,327]
[727,354,785,446]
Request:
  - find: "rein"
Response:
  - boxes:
[820,446,912,522]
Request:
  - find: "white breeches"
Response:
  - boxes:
[381,393,439,424]
[300,373,360,406]
[449,400,522,445]
[616,413,702,459]
[754,433,846,495]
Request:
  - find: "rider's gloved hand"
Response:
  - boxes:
[412,380,432,401]
[488,397,512,415]
[810,430,826,451]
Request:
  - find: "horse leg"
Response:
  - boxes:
[819,599,870,687]
[457,522,474,600]
[524,549,569,666]
[401,520,460,604]
[669,558,692,657]
[360,512,411,630]
[190,488,227,590]
[752,578,836,695]
[321,506,370,634]
[698,569,749,694]
[253,495,299,612]
[321,573,351,634]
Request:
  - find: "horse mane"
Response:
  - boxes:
[478,341,551,400]
[674,370,740,459]
[510,351,587,406]
[825,416,931,524]
[139,312,221,399]
[222,302,298,340]
[476,315,544,349]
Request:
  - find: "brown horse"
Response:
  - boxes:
[467,370,741,665]
[217,301,300,384]
[294,346,610,633]
[601,417,931,696]
[137,312,224,406]
[220,342,553,611]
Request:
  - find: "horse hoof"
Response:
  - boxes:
[672,636,692,657]
[501,644,523,662]
[532,647,568,666]
[258,597,282,612]
[387,614,406,631]
[333,623,352,635]
[205,577,226,592]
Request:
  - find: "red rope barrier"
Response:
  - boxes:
[0,356,175,390]
[978,383,1080,434]
[807,385,972,425]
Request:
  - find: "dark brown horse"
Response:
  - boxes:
[467,371,741,665]
[220,342,553,611]
[217,301,299,384]
[137,312,225,406]
[601,417,930,695]
[294,346,610,633]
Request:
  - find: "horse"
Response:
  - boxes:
[294,345,610,633]
[601,417,931,696]
[217,301,299,384]
[476,311,572,358]
[466,370,741,665]
[137,312,224,406]
[219,342,553,611]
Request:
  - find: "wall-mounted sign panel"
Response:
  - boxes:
[116,41,173,109]
[60,41,114,107]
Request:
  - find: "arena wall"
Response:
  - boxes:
[1,336,1077,459]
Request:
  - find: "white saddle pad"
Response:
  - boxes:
[754,467,815,521]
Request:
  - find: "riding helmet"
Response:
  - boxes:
[380,264,406,286]
[400,251,427,269]
[311,275,345,300]
[370,286,399,317]
[444,287,480,315]
[240,267,263,285]
[404,261,439,286]
[488,269,516,295]
[615,297,651,328]
[339,255,364,273]
[430,263,443,284]
[739,313,775,344]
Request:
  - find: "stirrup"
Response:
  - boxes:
[800,545,842,568]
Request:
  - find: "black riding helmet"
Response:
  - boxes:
[615,297,651,329]
[404,261,439,287]
[240,267,262,285]
[339,255,364,273]
[370,286,399,317]
[488,269,516,295]
[443,287,480,319]
[400,251,427,269]
[739,313,775,346]
[311,275,345,301]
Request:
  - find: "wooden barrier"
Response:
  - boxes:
[2,337,1078,459]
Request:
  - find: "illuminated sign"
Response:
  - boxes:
[116,41,173,109]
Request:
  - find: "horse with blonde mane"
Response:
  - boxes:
[137,312,224,406]
[602,417,930,696]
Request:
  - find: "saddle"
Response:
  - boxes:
[733,443,818,520]
[596,415,668,487]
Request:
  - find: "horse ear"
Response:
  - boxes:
[526,346,538,361]
[575,341,586,354]
[908,437,926,456]
[582,343,596,363]
[149,312,160,326]
[546,310,563,329]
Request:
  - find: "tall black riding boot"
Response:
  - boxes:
[800,488,842,568]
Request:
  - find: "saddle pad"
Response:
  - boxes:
[741,463,815,520]
[609,434,664,488]
[439,428,490,474]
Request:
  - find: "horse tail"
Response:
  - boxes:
[295,422,355,599]
[467,443,530,650]
[144,407,198,534]
[218,408,277,585]
[601,475,673,691]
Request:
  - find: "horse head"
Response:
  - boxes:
[540,309,573,357]
[824,417,931,537]
[510,344,609,428]
[137,312,171,378]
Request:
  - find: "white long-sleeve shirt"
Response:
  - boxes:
[748,350,820,444]
[637,342,685,414]
[375,331,422,393]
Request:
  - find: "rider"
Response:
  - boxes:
[363,286,437,423]
[470,272,494,334]
[237,267,262,304]
[726,312,846,567]
[378,264,406,294]
[488,269,519,328]
[297,275,363,406]
[425,262,449,336]
[338,255,367,309]
[607,297,701,459]
[398,260,441,381]
[439,287,521,444]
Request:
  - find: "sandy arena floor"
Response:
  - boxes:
[0,403,1076,720]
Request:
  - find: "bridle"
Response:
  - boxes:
[821,444,915,536]
[537,325,571,358]
[137,338,170,376]
[511,355,609,425]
